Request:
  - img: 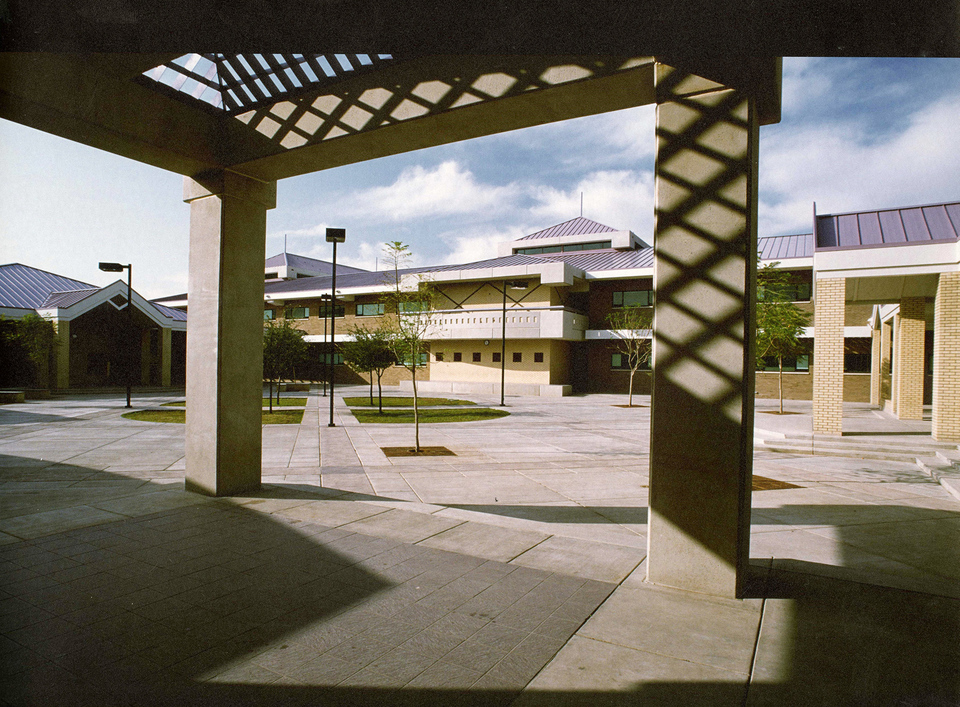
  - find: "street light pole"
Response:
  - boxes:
[99,261,133,408]
[326,228,346,427]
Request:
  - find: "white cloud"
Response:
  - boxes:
[345,161,518,222]
[437,225,530,265]
[759,92,960,235]
[528,170,655,237]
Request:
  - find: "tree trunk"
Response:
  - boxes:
[369,373,374,405]
[411,345,420,452]
[778,356,784,414]
[376,370,384,413]
[268,380,273,413]
[628,368,636,407]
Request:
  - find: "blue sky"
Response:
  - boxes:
[2,57,959,299]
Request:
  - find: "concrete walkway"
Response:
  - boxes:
[0,388,957,705]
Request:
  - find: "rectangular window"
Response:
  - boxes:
[492,352,501,363]
[512,352,522,363]
[397,353,429,367]
[264,309,275,320]
[472,352,481,362]
[844,353,871,373]
[356,302,385,317]
[318,304,345,318]
[453,352,462,362]
[399,301,426,313]
[435,352,444,362]
[534,352,544,363]
[319,353,344,365]
[759,354,811,372]
[285,306,309,319]
[613,290,654,307]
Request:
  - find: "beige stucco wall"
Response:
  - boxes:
[430,339,552,385]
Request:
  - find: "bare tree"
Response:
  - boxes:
[756,262,811,413]
[606,305,653,407]
[380,241,437,452]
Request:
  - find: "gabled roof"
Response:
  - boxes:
[38,289,101,309]
[758,233,814,261]
[0,264,96,309]
[815,200,960,250]
[516,217,617,241]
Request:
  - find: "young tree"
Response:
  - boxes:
[3,314,58,389]
[263,319,308,412]
[756,262,811,413]
[381,241,437,452]
[341,323,397,413]
[606,305,653,407]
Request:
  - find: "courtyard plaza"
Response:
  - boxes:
[0,387,957,705]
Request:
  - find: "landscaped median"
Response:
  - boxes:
[122,407,304,424]
[345,396,508,424]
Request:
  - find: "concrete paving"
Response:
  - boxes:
[0,387,958,705]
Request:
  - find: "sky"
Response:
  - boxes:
[2,57,960,300]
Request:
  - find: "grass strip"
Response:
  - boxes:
[123,409,304,424]
[343,396,476,408]
[161,398,307,408]
[351,408,509,424]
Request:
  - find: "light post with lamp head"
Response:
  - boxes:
[500,280,528,406]
[326,228,346,427]
[98,261,133,408]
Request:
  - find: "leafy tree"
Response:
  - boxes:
[756,262,811,413]
[381,241,437,452]
[1,314,58,388]
[606,305,653,407]
[263,319,307,412]
[341,323,397,413]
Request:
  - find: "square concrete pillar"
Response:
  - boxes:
[812,278,844,435]
[932,272,960,442]
[54,319,70,389]
[183,170,276,496]
[870,327,881,407]
[647,64,759,598]
[161,328,172,387]
[880,320,892,408]
[894,297,925,421]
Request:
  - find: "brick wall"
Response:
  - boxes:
[812,278,845,434]
[894,297,925,420]
[933,271,960,441]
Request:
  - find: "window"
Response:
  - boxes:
[264,309,275,320]
[399,301,426,313]
[492,352,501,363]
[397,353,429,367]
[435,352,444,362]
[534,352,544,363]
[515,240,612,255]
[612,353,651,371]
[844,353,871,373]
[759,354,810,372]
[264,272,278,280]
[472,352,481,362]
[317,304,345,318]
[453,352,462,362]
[319,353,344,365]
[613,290,654,307]
[512,352,522,363]
[285,306,309,319]
[356,303,385,317]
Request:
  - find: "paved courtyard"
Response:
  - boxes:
[1,387,958,705]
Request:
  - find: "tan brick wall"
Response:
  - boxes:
[894,297,925,420]
[813,278,845,435]
[755,371,870,403]
[870,329,881,405]
[933,271,960,442]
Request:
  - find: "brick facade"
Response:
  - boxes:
[932,271,960,442]
[894,297,925,420]
[812,278,845,435]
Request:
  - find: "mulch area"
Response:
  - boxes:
[752,475,802,491]
[380,446,457,457]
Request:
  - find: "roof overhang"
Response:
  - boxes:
[37,281,187,330]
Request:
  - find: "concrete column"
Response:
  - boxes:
[869,327,881,407]
[54,319,70,389]
[891,314,900,411]
[647,64,759,598]
[932,272,960,441]
[161,328,172,387]
[880,320,892,409]
[812,278,844,435]
[183,170,276,496]
[894,297,925,421]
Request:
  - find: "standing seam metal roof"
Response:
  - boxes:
[264,252,369,275]
[0,264,96,309]
[516,217,617,241]
[758,234,814,261]
[816,201,960,249]
[38,289,101,309]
